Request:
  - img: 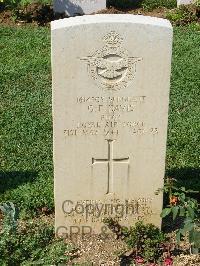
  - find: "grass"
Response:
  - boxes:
[0,26,53,217]
[166,24,200,192]
[107,0,177,10]
[0,24,200,218]
[141,0,177,10]
[107,0,177,9]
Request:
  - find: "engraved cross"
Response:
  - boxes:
[92,139,129,194]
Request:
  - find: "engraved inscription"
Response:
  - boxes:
[64,94,159,138]
[64,121,158,138]
[76,96,146,104]
[92,139,129,194]
[81,31,142,91]
[62,198,153,223]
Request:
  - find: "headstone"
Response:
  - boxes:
[52,15,173,236]
[177,0,194,6]
[53,0,106,16]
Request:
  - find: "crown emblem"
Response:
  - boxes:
[103,31,123,48]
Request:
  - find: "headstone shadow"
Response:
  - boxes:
[0,170,38,194]
[119,256,134,265]
[166,167,200,200]
[162,167,200,233]
[54,0,84,16]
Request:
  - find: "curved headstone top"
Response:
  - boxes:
[51,14,172,30]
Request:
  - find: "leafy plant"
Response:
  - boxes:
[166,5,198,25]
[107,0,142,9]
[104,218,166,263]
[0,0,20,10]
[0,202,18,233]
[142,0,176,11]
[123,221,166,263]
[0,0,50,9]
[158,178,200,251]
[0,0,52,22]
[195,0,200,6]
[103,217,125,239]
[0,202,72,264]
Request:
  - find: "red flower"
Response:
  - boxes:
[135,256,145,264]
[164,257,173,265]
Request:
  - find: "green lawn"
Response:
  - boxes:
[167,25,200,192]
[0,26,53,217]
[0,25,199,217]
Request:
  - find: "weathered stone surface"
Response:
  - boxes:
[177,0,194,6]
[51,15,173,236]
[53,0,106,16]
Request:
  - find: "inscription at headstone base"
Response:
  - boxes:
[53,0,106,16]
[51,15,173,235]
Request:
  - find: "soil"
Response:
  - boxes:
[97,6,168,18]
[66,233,127,265]
[65,232,200,265]
[0,3,54,26]
[0,4,169,27]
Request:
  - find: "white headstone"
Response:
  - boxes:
[51,15,173,236]
[177,0,194,6]
[53,0,106,16]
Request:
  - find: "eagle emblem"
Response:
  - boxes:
[81,31,142,91]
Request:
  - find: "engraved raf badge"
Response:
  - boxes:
[81,31,142,91]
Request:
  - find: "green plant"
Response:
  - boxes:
[195,0,200,7]
[0,202,18,233]
[0,0,32,14]
[103,217,125,239]
[21,240,72,265]
[1,0,50,10]
[0,0,52,22]
[0,0,20,10]
[103,219,166,263]
[0,202,72,264]
[107,0,142,9]
[123,221,166,263]
[142,0,176,11]
[166,5,198,25]
[158,178,200,251]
